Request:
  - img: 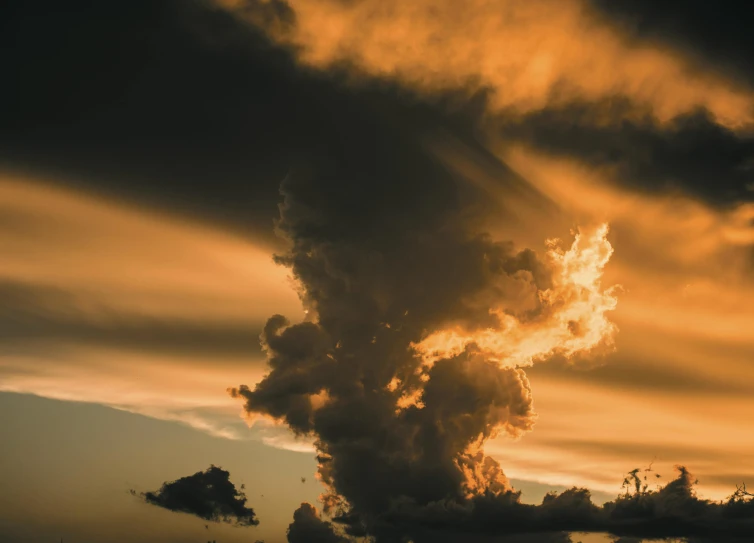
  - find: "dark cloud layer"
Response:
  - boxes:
[137,465,259,526]
[497,100,754,205]
[589,0,754,87]
[0,281,266,358]
[5,1,754,542]
[0,0,497,239]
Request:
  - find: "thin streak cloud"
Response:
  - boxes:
[0,172,302,438]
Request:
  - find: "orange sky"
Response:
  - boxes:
[224,0,754,131]
[4,1,754,540]
[3,155,753,502]
[0,174,301,440]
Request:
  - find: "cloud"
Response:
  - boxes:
[5,2,754,541]
[472,144,754,503]
[411,224,618,369]
[0,0,501,240]
[495,102,754,205]
[217,25,754,538]
[587,0,754,89]
[365,466,754,541]
[287,503,349,543]
[227,77,619,539]
[225,0,754,131]
[137,465,260,526]
[0,174,300,439]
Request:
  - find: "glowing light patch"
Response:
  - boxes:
[412,224,619,368]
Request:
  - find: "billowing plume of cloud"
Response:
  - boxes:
[229,141,618,539]
[136,465,259,526]
[223,0,754,131]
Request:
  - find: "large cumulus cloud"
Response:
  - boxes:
[229,146,548,521]
[227,71,622,540]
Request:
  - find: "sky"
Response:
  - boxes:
[1,1,754,542]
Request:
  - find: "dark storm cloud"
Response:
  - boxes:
[137,465,259,526]
[6,1,754,542]
[218,77,754,543]
[226,52,558,538]
[496,100,754,205]
[0,0,500,238]
[596,467,754,540]
[205,4,754,540]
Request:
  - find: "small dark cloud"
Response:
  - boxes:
[136,465,259,526]
[287,503,349,543]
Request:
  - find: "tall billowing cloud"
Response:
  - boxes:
[229,123,618,540]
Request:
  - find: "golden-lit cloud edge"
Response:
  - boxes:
[222,0,754,131]
[473,144,754,501]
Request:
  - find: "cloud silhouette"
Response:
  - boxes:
[137,465,259,526]
[368,466,754,541]
[227,65,619,540]
[287,503,349,543]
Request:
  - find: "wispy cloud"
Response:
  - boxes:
[0,172,302,438]
[224,0,754,130]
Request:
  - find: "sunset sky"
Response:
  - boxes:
[2,1,754,542]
